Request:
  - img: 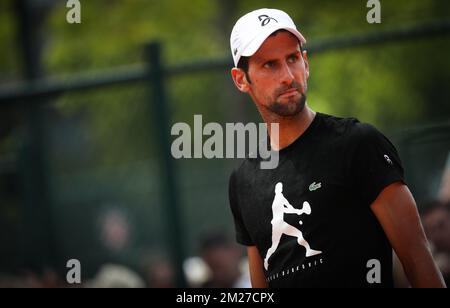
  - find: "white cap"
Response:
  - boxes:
[230,8,306,67]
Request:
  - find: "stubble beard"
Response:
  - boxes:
[268,89,306,117]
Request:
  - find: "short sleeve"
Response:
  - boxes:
[228,171,254,246]
[350,123,405,207]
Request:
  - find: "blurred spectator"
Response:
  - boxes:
[0,272,41,288]
[0,268,66,288]
[421,200,450,286]
[183,256,211,287]
[143,255,176,288]
[41,268,66,288]
[198,230,250,288]
[99,207,131,252]
[86,263,145,288]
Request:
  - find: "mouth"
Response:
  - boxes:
[279,88,299,97]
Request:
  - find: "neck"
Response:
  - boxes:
[261,104,316,151]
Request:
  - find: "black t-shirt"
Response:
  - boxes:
[228,113,405,288]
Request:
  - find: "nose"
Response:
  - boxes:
[279,62,295,85]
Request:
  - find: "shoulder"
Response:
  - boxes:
[229,158,260,186]
[317,113,361,137]
[349,121,390,147]
[316,114,393,154]
[319,113,383,140]
[316,113,370,147]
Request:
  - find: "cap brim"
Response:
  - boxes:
[240,26,306,58]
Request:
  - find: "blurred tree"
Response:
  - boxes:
[0,0,449,276]
[1,0,449,167]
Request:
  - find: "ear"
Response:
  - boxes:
[302,50,310,79]
[231,68,250,93]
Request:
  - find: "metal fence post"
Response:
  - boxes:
[145,42,187,287]
[15,0,58,273]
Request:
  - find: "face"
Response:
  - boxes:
[202,244,242,286]
[232,31,309,117]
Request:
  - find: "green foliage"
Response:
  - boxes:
[41,0,227,169]
[0,0,20,81]
[45,0,222,72]
[1,1,449,159]
[0,0,449,272]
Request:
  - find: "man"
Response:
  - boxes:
[198,231,251,288]
[228,8,446,287]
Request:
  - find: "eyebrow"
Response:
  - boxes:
[254,49,301,65]
[286,51,301,58]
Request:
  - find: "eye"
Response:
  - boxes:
[263,61,275,69]
[288,54,299,63]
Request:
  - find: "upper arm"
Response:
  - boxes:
[370,181,446,287]
[370,182,427,259]
[247,246,268,288]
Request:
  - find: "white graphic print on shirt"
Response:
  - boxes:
[263,182,322,270]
